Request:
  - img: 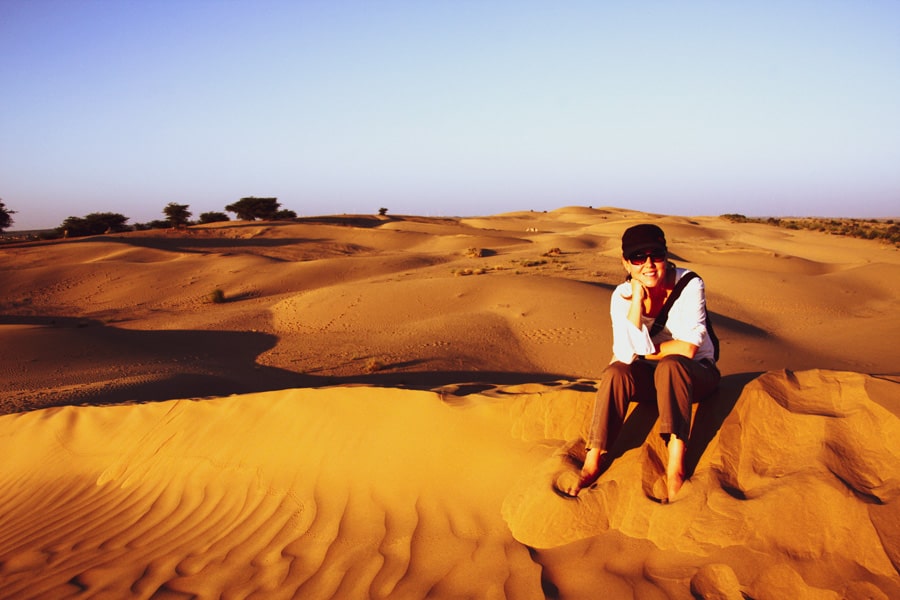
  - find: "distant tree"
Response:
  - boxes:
[58,212,130,238]
[225,197,280,220]
[199,211,230,224]
[0,200,15,232]
[273,209,297,220]
[163,202,192,228]
[378,207,389,216]
[134,220,170,231]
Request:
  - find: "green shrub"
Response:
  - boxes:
[199,212,230,224]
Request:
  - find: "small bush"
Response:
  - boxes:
[721,213,750,223]
[209,288,226,304]
[520,259,547,268]
[364,358,385,373]
[452,267,485,276]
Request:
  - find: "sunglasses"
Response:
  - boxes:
[627,250,667,265]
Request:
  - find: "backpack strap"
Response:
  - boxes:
[650,271,720,361]
[650,272,698,337]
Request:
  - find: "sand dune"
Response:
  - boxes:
[504,370,900,596]
[1,208,898,598]
[0,387,548,598]
[0,373,897,598]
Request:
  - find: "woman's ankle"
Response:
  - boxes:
[580,448,608,484]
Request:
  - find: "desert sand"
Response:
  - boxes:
[1,207,898,599]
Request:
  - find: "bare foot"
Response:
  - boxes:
[666,435,686,501]
[554,448,607,498]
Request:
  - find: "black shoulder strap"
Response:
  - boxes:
[650,272,698,337]
[650,271,720,361]
[707,306,720,361]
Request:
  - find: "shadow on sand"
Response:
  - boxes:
[604,371,761,477]
[0,315,575,415]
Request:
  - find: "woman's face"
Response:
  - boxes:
[623,248,667,288]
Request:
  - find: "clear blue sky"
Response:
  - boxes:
[2,1,899,230]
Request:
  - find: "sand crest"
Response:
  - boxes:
[1,371,897,598]
[1,208,898,597]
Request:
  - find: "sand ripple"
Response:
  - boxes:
[1,372,899,598]
[0,388,545,599]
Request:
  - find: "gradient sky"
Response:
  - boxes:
[2,1,899,230]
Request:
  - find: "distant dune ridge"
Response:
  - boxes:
[1,207,898,598]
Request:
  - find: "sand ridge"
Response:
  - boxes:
[5,207,897,413]
[0,387,549,598]
[1,207,899,597]
[1,373,897,598]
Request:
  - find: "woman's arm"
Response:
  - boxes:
[610,282,656,363]
[644,339,698,360]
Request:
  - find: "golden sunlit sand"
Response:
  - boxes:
[1,207,898,598]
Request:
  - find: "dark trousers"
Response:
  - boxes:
[586,355,720,451]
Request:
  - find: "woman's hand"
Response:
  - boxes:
[630,278,648,301]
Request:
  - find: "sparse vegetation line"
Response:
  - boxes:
[721,214,899,246]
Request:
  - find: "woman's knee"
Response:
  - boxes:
[601,361,638,389]
[654,355,691,381]
[604,361,632,379]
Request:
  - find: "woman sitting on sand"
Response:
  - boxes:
[558,223,720,501]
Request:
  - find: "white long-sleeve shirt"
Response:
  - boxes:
[610,267,716,365]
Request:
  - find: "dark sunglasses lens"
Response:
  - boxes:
[629,251,666,265]
[628,253,648,265]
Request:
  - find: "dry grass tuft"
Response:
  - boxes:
[364,358,386,373]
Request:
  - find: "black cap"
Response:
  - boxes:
[622,224,667,257]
